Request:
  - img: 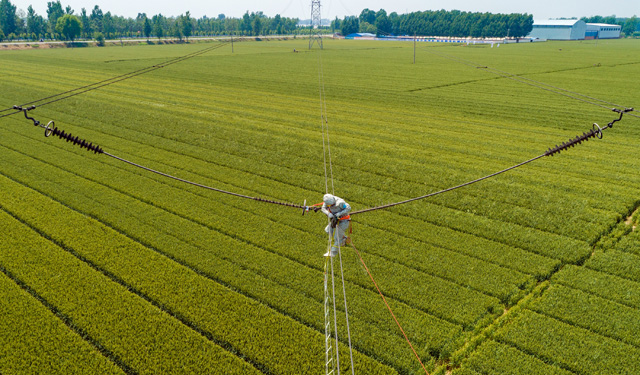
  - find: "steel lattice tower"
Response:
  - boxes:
[309,0,323,49]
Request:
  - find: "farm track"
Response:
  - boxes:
[2,39,639,374]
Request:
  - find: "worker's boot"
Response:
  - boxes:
[324,247,339,257]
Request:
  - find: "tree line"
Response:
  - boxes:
[332,9,534,38]
[0,0,300,42]
[2,0,638,43]
[580,15,640,36]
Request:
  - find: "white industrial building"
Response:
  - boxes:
[528,19,587,40]
[585,23,622,39]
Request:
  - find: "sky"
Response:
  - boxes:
[11,0,640,20]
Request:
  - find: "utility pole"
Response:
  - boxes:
[413,33,416,64]
[309,0,323,49]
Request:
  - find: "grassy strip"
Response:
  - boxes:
[585,249,640,283]
[0,270,124,375]
[615,234,640,256]
[0,173,397,374]
[454,340,574,375]
[451,368,483,375]
[552,265,640,310]
[0,208,262,374]
[528,284,640,348]
[494,309,640,374]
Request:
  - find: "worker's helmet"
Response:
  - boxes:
[323,194,336,206]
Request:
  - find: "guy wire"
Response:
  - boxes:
[423,47,636,114]
[0,42,228,119]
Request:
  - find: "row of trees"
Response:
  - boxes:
[581,15,640,36]
[0,0,301,42]
[2,0,638,42]
[333,9,534,38]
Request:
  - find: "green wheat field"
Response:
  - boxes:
[1,38,639,374]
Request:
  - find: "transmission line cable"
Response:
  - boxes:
[0,42,229,119]
[7,104,633,216]
[423,48,637,115]
[349,240,430,374]
[350,108,633,215]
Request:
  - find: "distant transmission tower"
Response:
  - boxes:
[309,0,323,49]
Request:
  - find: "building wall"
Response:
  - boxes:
[569,21,587,39]
[585,24,622,39]
[529,20,587,40]
[529,25,573,40]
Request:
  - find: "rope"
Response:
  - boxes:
[0,42,229,119]
[349,240,430,375]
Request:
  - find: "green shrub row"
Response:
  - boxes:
[454,340,572,375]
[552,265,640,309]
[0,270,124,374]
[615,230,640,256]
[0,208,261,374]
[586,249,640,283]
[529,284,640,348]
[494,309,640,374]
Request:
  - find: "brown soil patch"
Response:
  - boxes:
[626,207,639,231]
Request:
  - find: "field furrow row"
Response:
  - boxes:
[0,173,396,374]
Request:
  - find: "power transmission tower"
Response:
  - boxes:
[309,0,323,49]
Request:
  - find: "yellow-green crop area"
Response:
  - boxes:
[1,38,639,374]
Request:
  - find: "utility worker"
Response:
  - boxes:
[321,194,351,257]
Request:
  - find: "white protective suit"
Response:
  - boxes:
[321,194,351,256]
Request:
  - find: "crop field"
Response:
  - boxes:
[0,38,639,374]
